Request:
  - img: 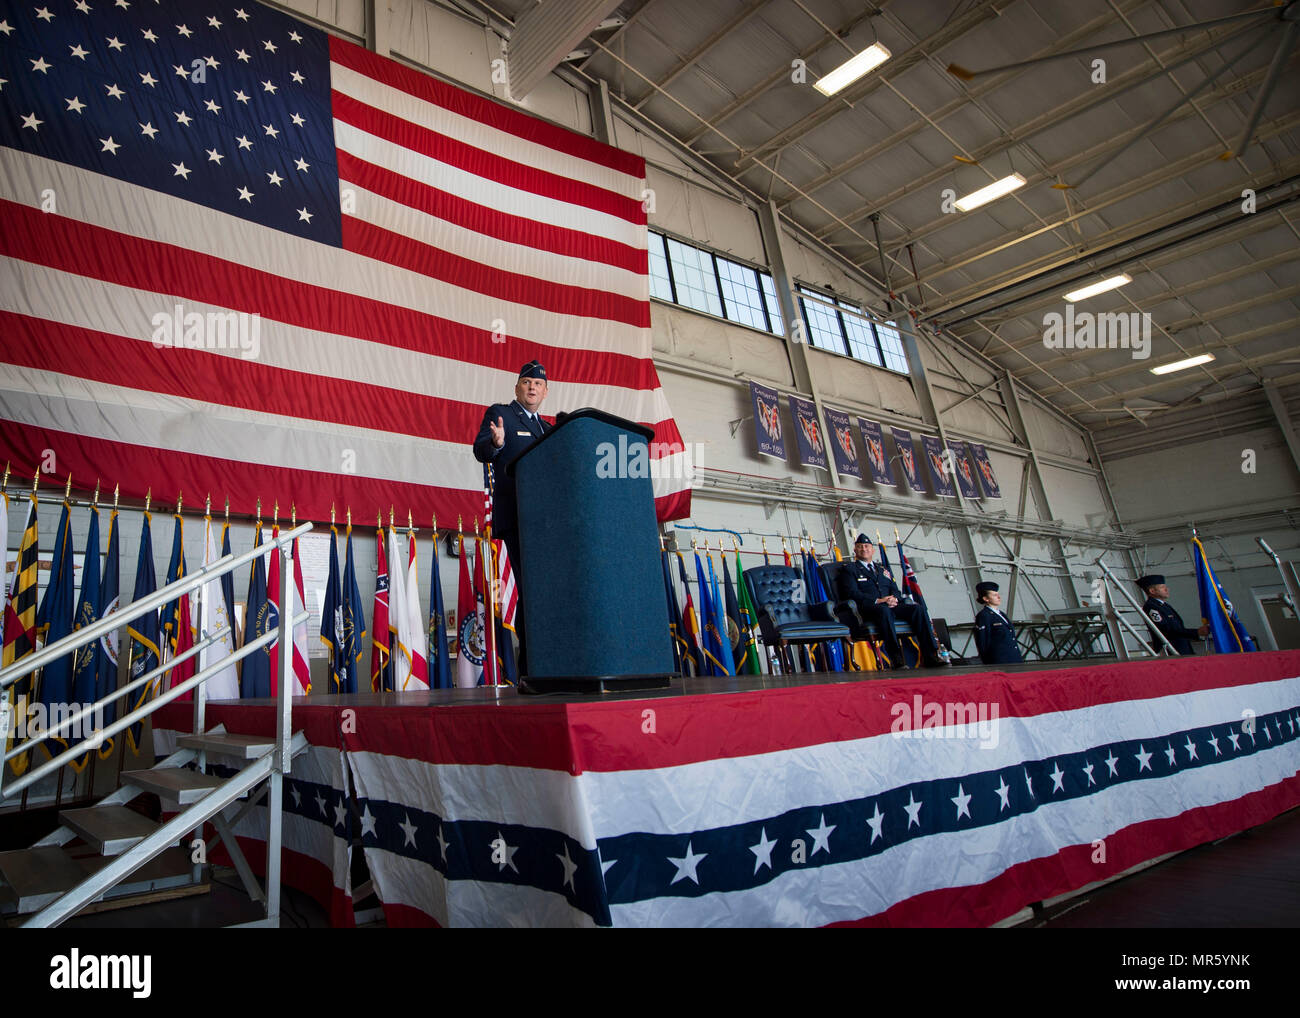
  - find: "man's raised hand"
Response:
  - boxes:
[491,415,505,448]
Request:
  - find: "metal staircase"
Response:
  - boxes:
[0,522,312,927]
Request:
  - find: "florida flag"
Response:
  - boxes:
[0,0,689,526]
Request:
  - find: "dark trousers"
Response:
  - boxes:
[855,599,941,668]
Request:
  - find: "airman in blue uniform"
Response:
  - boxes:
[973,581,1022,665]
[1137,574,1206,655]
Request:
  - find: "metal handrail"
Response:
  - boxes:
[1,518,311,928]
[1,610,307,800]
[2,621,231,755]
[0,522,312,692]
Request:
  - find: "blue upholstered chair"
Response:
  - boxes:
[742,565,850,673]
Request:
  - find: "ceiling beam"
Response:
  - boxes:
[506,0,624,100]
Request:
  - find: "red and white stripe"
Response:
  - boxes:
[494,539,517,631]
[0,33,690,524]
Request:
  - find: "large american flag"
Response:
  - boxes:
[0,0,690,524]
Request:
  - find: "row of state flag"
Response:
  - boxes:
[1,486,519,776]
[660,535,931,677]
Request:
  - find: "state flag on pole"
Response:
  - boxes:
[202,515,239,700]
[676,551,702,676]
[36,499,76,757]
[3,492,38,775]
[385,525,411,690]
[124,512,160,754]
[69,504,102,769]
[371,526,392,692]
[220,520,238,647]
[161,513,194,696]
[267,524,282,694]
[455,534,483,689]
[321,526,346,692]
[290,531,312,695]
[694,551,722,677]
[241,524,273,699]
[732,550,762,675]
[1193,535,1258,654]
[96,507,120,758]
[428,533,452,690]
[662,549,687,675]
[340,526,367,694]
[403,530,430,690]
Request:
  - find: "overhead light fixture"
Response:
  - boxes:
[1150,353,1216,375]
[954,173,1027,212]
[814,43,892,96]
[1063,273,1132,303]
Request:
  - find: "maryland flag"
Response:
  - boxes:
[3,492,39,775]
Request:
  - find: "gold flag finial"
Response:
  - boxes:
[474,516,480,536]
[431,513,437,533]
[346,506,352,529]
[894,526,900,542]
[175,490,182,514]
[2,461,9,489]
[144,487,151,513]
[330,502,335,526]
[256,497,261,522]
[377,509,383,530]
[389,505,394,528]
[457,513,463,534]
[225,497,230,522]
[291,503,297,527]
[407,509,413,532]
[205,492,211,517]
[113,483,120,511]
[65,474,73,499]
[93,478,101,506]
[274,501,280,527]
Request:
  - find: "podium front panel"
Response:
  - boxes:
[514,416,674,681]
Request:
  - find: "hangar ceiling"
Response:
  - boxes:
[461,0,1300,459]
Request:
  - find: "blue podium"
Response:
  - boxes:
[507,408,674,693]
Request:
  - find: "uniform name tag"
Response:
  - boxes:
[516,430,531,436]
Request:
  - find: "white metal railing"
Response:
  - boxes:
[0,521,311,927]
[0,522,311,797]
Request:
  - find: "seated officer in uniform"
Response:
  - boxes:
[835,534,944,669]
[1137,574,1207,655]
[973,581,1022,665]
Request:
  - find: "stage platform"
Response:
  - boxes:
[152,650,1300,927]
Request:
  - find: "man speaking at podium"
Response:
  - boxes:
[473,360,549,669]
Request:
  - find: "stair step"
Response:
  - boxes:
[59,806,160,856]
[0,846,201,917]
[0,846,91,913]
[177,732,274,760]
[120,767,227,805]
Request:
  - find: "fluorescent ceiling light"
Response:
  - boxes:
[954,173,1026,212]
[814,43,892,96]
[1150,353,1216,375]
[1063,273,1132,302]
